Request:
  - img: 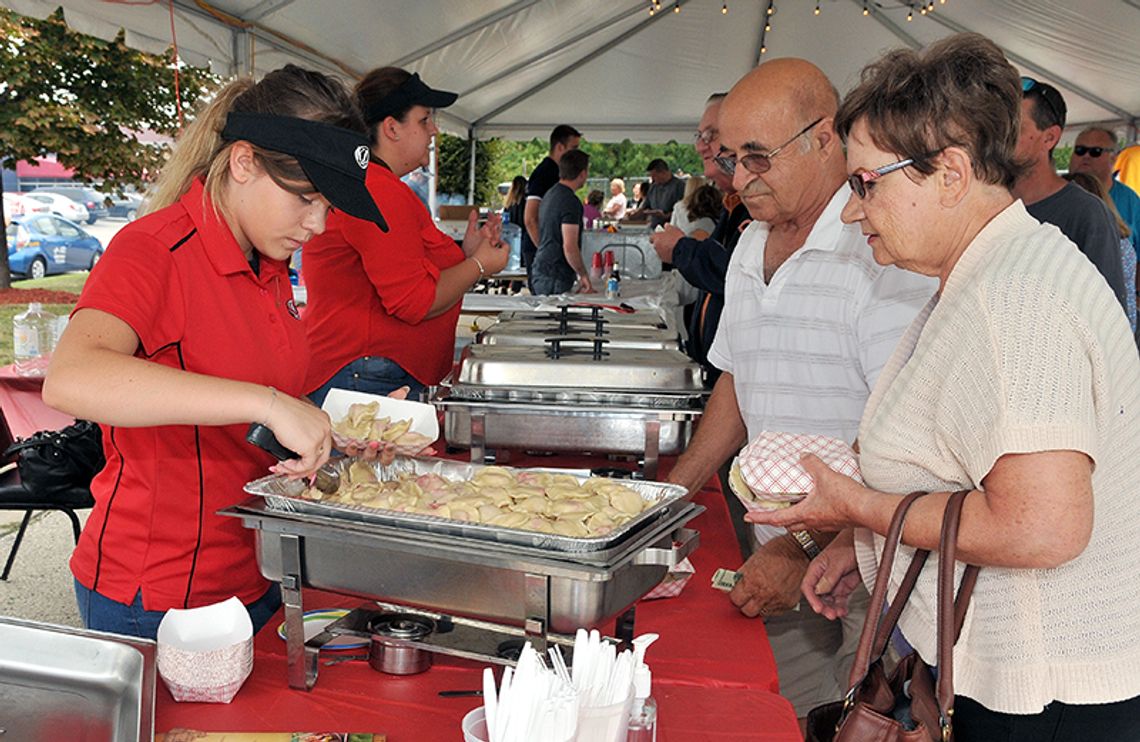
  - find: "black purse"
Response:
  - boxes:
[3,420,105,497]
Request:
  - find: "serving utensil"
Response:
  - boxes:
[246,422,340,494]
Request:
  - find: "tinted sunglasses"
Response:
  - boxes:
[1073,145,1111,158]
[1021,77,1065,128]
[714,118,823,176]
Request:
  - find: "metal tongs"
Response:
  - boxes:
[246,422,341,494]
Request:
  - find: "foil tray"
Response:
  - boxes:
[243,456,690,555]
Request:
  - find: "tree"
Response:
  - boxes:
[0,8,217,286]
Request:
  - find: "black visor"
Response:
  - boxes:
[222,112,388,231]
[362,73,458,125]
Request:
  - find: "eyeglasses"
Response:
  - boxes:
[1020,77,1065,128]
[714,117,824,176]
[847,157,915,199]
[1073,145,1112,158]
[693,129,717,145]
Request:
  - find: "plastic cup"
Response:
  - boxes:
[462,706,488,742]
[462,705,577,742]
[577,692,634,742]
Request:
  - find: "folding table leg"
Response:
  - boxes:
[1,510,35,581]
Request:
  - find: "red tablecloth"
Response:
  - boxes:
[156,456,799,740]
[0,364,74,439]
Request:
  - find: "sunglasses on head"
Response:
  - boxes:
[1020,76,1065,128]
[1073,145,1112,158]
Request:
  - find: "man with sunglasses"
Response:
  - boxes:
[664,59,933,728]
[1071,126,1140,262]
[1013,78,1128,312]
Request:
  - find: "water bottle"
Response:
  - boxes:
[13,302,56,376]
[501,212,522,272]
[606,262,622,300]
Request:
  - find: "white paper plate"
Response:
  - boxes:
[322,387,439,442]
[275,608,367,651]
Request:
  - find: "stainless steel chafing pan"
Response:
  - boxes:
[242,456,691,556]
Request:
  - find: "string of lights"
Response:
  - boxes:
[678,0,952,55]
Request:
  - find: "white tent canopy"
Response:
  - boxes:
[4,0,1139,144]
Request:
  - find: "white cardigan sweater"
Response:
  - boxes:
[855,200,1140,714]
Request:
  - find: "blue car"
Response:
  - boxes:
[5,214,104,280]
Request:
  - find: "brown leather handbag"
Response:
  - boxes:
[806,490,980,742]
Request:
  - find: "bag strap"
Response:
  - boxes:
[936,489,980,740]
[847,490,932,687]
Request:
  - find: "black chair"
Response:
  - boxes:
[0,412,95,581]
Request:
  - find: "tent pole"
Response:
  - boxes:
[429,139,439,219]
[467,127,477,205]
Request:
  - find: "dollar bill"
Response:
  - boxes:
[711,567,742,592]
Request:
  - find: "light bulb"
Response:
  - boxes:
[722,3,728,13]
[765,22,771,31]
[673,3,680,12]
[862,5,869,14]
[761,45,767,54]
[907,10,913,20]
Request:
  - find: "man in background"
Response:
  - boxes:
[523,125,582,291]
[533,149,592,296]
[632,158,685,228]
[1013,78,1127,311]
[1070,126,1140,261]
[652,92,750,388]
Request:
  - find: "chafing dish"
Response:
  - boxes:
[437,343,705,476]
[497,305,670,330]
[476,317,681,351]
[0,617,156,741]
[226,458,701,690]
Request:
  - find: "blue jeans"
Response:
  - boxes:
[531,271,575,296]
[74,579,282,640]
[308,356,426,407]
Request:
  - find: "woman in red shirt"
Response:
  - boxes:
[42,65,387,640]
[304,67,508,405]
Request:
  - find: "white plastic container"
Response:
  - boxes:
[13,302,56,377]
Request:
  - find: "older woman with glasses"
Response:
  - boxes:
[747,33,1140,741]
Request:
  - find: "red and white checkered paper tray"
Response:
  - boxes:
[729,431,861,513]
[642,557,695,600]
[156,596,254,703]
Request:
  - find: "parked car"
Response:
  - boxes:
[32,186,108,224]
[5,214,103,279]
[2,192,51,219]
[24,192,89,223]
[103,191,144,221]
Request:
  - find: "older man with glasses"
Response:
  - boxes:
[1070,126,1140,264]
[1013,78,1128,313]
[663,58,934,730]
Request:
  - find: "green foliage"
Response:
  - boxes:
[1054,143,1073,172]
[0,8,218,286]
[436,133,511,205]
[0,8,217,186]
[436,133,704,207]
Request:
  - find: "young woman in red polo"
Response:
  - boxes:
[42,65,388,640]
[303,67,509,407]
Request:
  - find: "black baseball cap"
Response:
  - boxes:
[222,112,388,231]
[362,73,458,126]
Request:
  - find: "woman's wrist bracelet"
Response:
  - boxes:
[470,255,487,279]
[261,386,278,425]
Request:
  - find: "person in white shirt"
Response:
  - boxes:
[603,178,627,220]
[751,33,1140,739]
[665,58,934,724]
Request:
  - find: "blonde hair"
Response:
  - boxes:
[610,178,625,193]
[145,65,362,224]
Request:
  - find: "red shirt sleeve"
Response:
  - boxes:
[75,224,185,357]
[341,169,459,324]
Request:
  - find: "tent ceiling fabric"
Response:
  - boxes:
[3,0,1137,142]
